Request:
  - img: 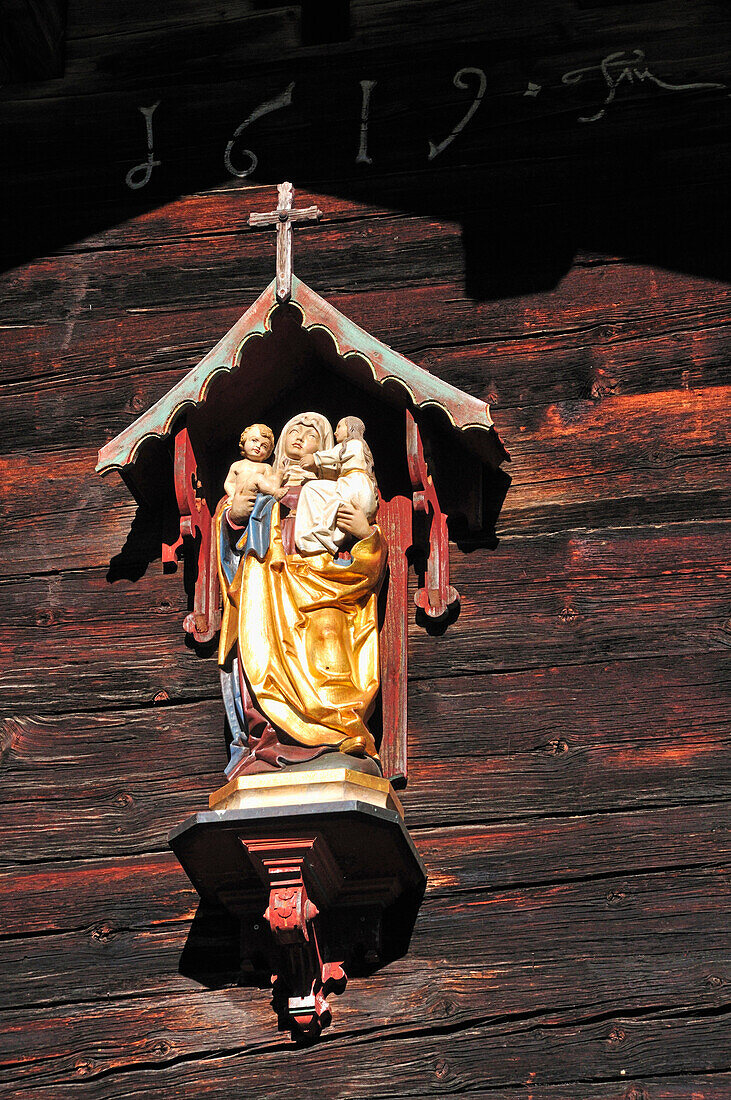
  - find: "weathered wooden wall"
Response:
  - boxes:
[0,2,729,1097]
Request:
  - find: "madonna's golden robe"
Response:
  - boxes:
[217,502,387,757]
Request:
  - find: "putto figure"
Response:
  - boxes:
[223,423,286,505]
[294,416,378,555]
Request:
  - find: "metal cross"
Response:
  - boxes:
[248,182,322,303]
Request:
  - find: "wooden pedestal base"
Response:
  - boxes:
[169,770,426,1040]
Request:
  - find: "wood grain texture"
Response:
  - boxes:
[0,382,729,578]
[2,269,730,458]
[0,850,727,1087]
[0,998,727,1097]
[0,1,729,1094]
[1,673,728,859]
[2,867,727,1010]
[2,801,728,933]
[1,524,727,713]
[0,0,67,84]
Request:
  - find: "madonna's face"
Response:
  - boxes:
[285,421,321,459]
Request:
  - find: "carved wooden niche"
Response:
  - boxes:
[97,185,508,1041]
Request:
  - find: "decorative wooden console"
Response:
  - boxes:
[169,769,426,1039]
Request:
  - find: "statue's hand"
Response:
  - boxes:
[337,502,372,541]
[229,483,257,523]
[283,464,315,487]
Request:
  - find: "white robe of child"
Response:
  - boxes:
[294,440,378,555]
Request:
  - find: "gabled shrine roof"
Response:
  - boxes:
[97,275,502,476]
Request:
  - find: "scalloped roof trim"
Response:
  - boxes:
[96,276,493,474]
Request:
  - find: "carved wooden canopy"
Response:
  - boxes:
[97,274,504,482]
[97,273,508,785]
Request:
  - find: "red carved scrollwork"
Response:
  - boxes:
[406,409,459,619]
[161,426,221,644]
[265,884,319,941]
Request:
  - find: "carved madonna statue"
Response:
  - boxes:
[216,411,387,780]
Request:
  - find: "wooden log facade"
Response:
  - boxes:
[0,2,729,1096]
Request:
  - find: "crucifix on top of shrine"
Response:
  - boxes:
[248,181,322,302]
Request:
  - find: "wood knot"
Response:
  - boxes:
[608,1026,626,1046]
[606,890,627,906]
[706,974,724,988]
[130,391,146,412]
[486,390,499,406]
[153,690,170,704]
[35,609,55,626]
[0,722,14,764]
[114,791,133,807]
[589,368,618,401]
[559,606,579,623]
[625,1088,649,1100]
[542,738,569,756]
[89,923,114,943]
[75,1059,95,1076]
[434,1058,449,1080]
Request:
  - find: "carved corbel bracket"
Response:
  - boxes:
[162,426,221,644]
[406,410,459,619]
[243,836,346,1038]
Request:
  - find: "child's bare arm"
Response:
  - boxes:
[223,463,241,499]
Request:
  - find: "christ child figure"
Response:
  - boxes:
[294,415,378,555]
[223,423,286,506]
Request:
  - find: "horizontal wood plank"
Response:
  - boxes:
[1,274,729,462]
[0,990,727,1097]
[2,803,727,935]
[1,239,728,389]
[1,660,728,859]
[1,383,729,577]
[2,873,727,1007]
[1,522,728,711]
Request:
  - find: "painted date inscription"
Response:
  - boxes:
[125,49,727,190]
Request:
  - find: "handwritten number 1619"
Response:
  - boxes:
[125,68,487,190]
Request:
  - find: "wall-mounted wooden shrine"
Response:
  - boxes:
[97,184,508,1040]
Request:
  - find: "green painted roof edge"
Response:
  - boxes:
[96,275,495,475]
